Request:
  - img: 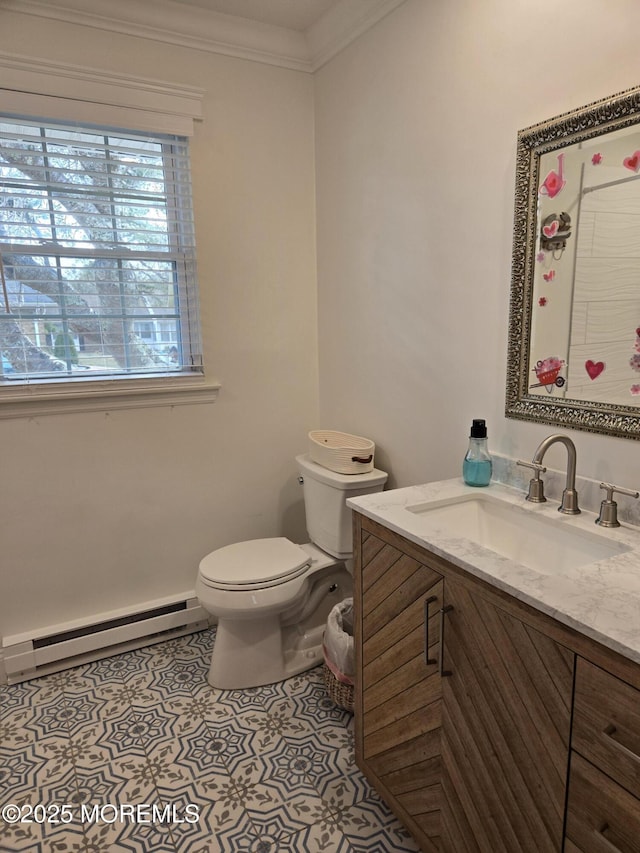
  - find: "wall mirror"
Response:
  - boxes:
[506,85,640,439]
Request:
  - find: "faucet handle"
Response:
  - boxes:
[517,460,547,475]
[599,481,639,500]
[596,482,639,528]
[517,460,547,503]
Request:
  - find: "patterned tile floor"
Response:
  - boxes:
[0,627,421,852]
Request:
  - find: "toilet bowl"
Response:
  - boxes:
[196,453,387,689]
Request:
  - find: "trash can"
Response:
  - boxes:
[322,598,355,712]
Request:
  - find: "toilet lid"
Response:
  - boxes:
[199,537,310,588]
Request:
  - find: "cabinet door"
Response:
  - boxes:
[356,526,444,852]
[440,578,574,853]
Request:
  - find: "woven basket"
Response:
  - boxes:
[322,663,354,713]
[309,430,375,475]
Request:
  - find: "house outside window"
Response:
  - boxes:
[0,117,202,384]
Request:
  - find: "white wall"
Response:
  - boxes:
[6,0,640,643]
[0,11,318,637]
[314,0,640,491]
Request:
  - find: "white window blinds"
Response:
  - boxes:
[0,116,202,382]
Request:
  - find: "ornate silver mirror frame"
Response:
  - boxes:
[506,85,640,440]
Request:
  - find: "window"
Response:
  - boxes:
[0,117,202,386]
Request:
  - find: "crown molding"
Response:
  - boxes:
[3,0,407,73]
[2,0,311,71]
[307,0,407,71]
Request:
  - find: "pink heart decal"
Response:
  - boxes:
[543,270,555,282]
[623,151,640,172]
[585,360,605,380]
[542,220,559,239]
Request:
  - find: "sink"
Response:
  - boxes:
[407,493,630,574]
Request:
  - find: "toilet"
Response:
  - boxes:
[195,453,388,689]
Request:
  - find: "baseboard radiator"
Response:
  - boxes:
[1,595,210,685]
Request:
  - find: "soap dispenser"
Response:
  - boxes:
[463,419,492,487]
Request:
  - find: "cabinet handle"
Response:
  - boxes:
[594,822,625,853]
[603,723,640,765]
[424,596,437,665]
[439,605,454,677]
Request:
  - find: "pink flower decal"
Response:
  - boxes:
[631,385,640,396]
[536,252,545,263]
[591,153,602,165]
[538,297,547,306]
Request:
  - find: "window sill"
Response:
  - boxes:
[0,373,221,418]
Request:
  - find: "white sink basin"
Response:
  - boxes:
[407,493,630,575]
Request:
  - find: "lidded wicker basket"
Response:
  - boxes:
[308,430,375,474]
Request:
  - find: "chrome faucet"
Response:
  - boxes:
[518,433,580,515]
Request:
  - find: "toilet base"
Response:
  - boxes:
[207,566,351,690]
[207,616,326,690]
[208,615,285,689]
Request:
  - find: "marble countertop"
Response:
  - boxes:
[347,478,640,666]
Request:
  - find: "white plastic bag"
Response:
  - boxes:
[323,598,354,683]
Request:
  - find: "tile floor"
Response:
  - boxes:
[0,627,421,852]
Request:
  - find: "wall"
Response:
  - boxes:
[0,11,318,638]
[6,0,640,644]
[314,0,640,491]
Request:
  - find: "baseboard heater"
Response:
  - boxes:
[1,595,209,685]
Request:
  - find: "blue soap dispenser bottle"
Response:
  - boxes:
[463,419,492,487]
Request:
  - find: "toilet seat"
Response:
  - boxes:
[198,537,311,591]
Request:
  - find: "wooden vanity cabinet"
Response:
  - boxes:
[354,513,574,853]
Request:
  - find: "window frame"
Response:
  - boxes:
[0,52,219,418]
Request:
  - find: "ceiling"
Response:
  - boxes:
[165,0,341,32]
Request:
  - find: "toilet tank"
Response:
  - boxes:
[295,454,388,559]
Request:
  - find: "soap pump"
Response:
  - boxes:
[463,419,492,487]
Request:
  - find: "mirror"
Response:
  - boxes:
[506,85,640,439]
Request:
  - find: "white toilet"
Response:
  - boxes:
[195,453,387,689]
